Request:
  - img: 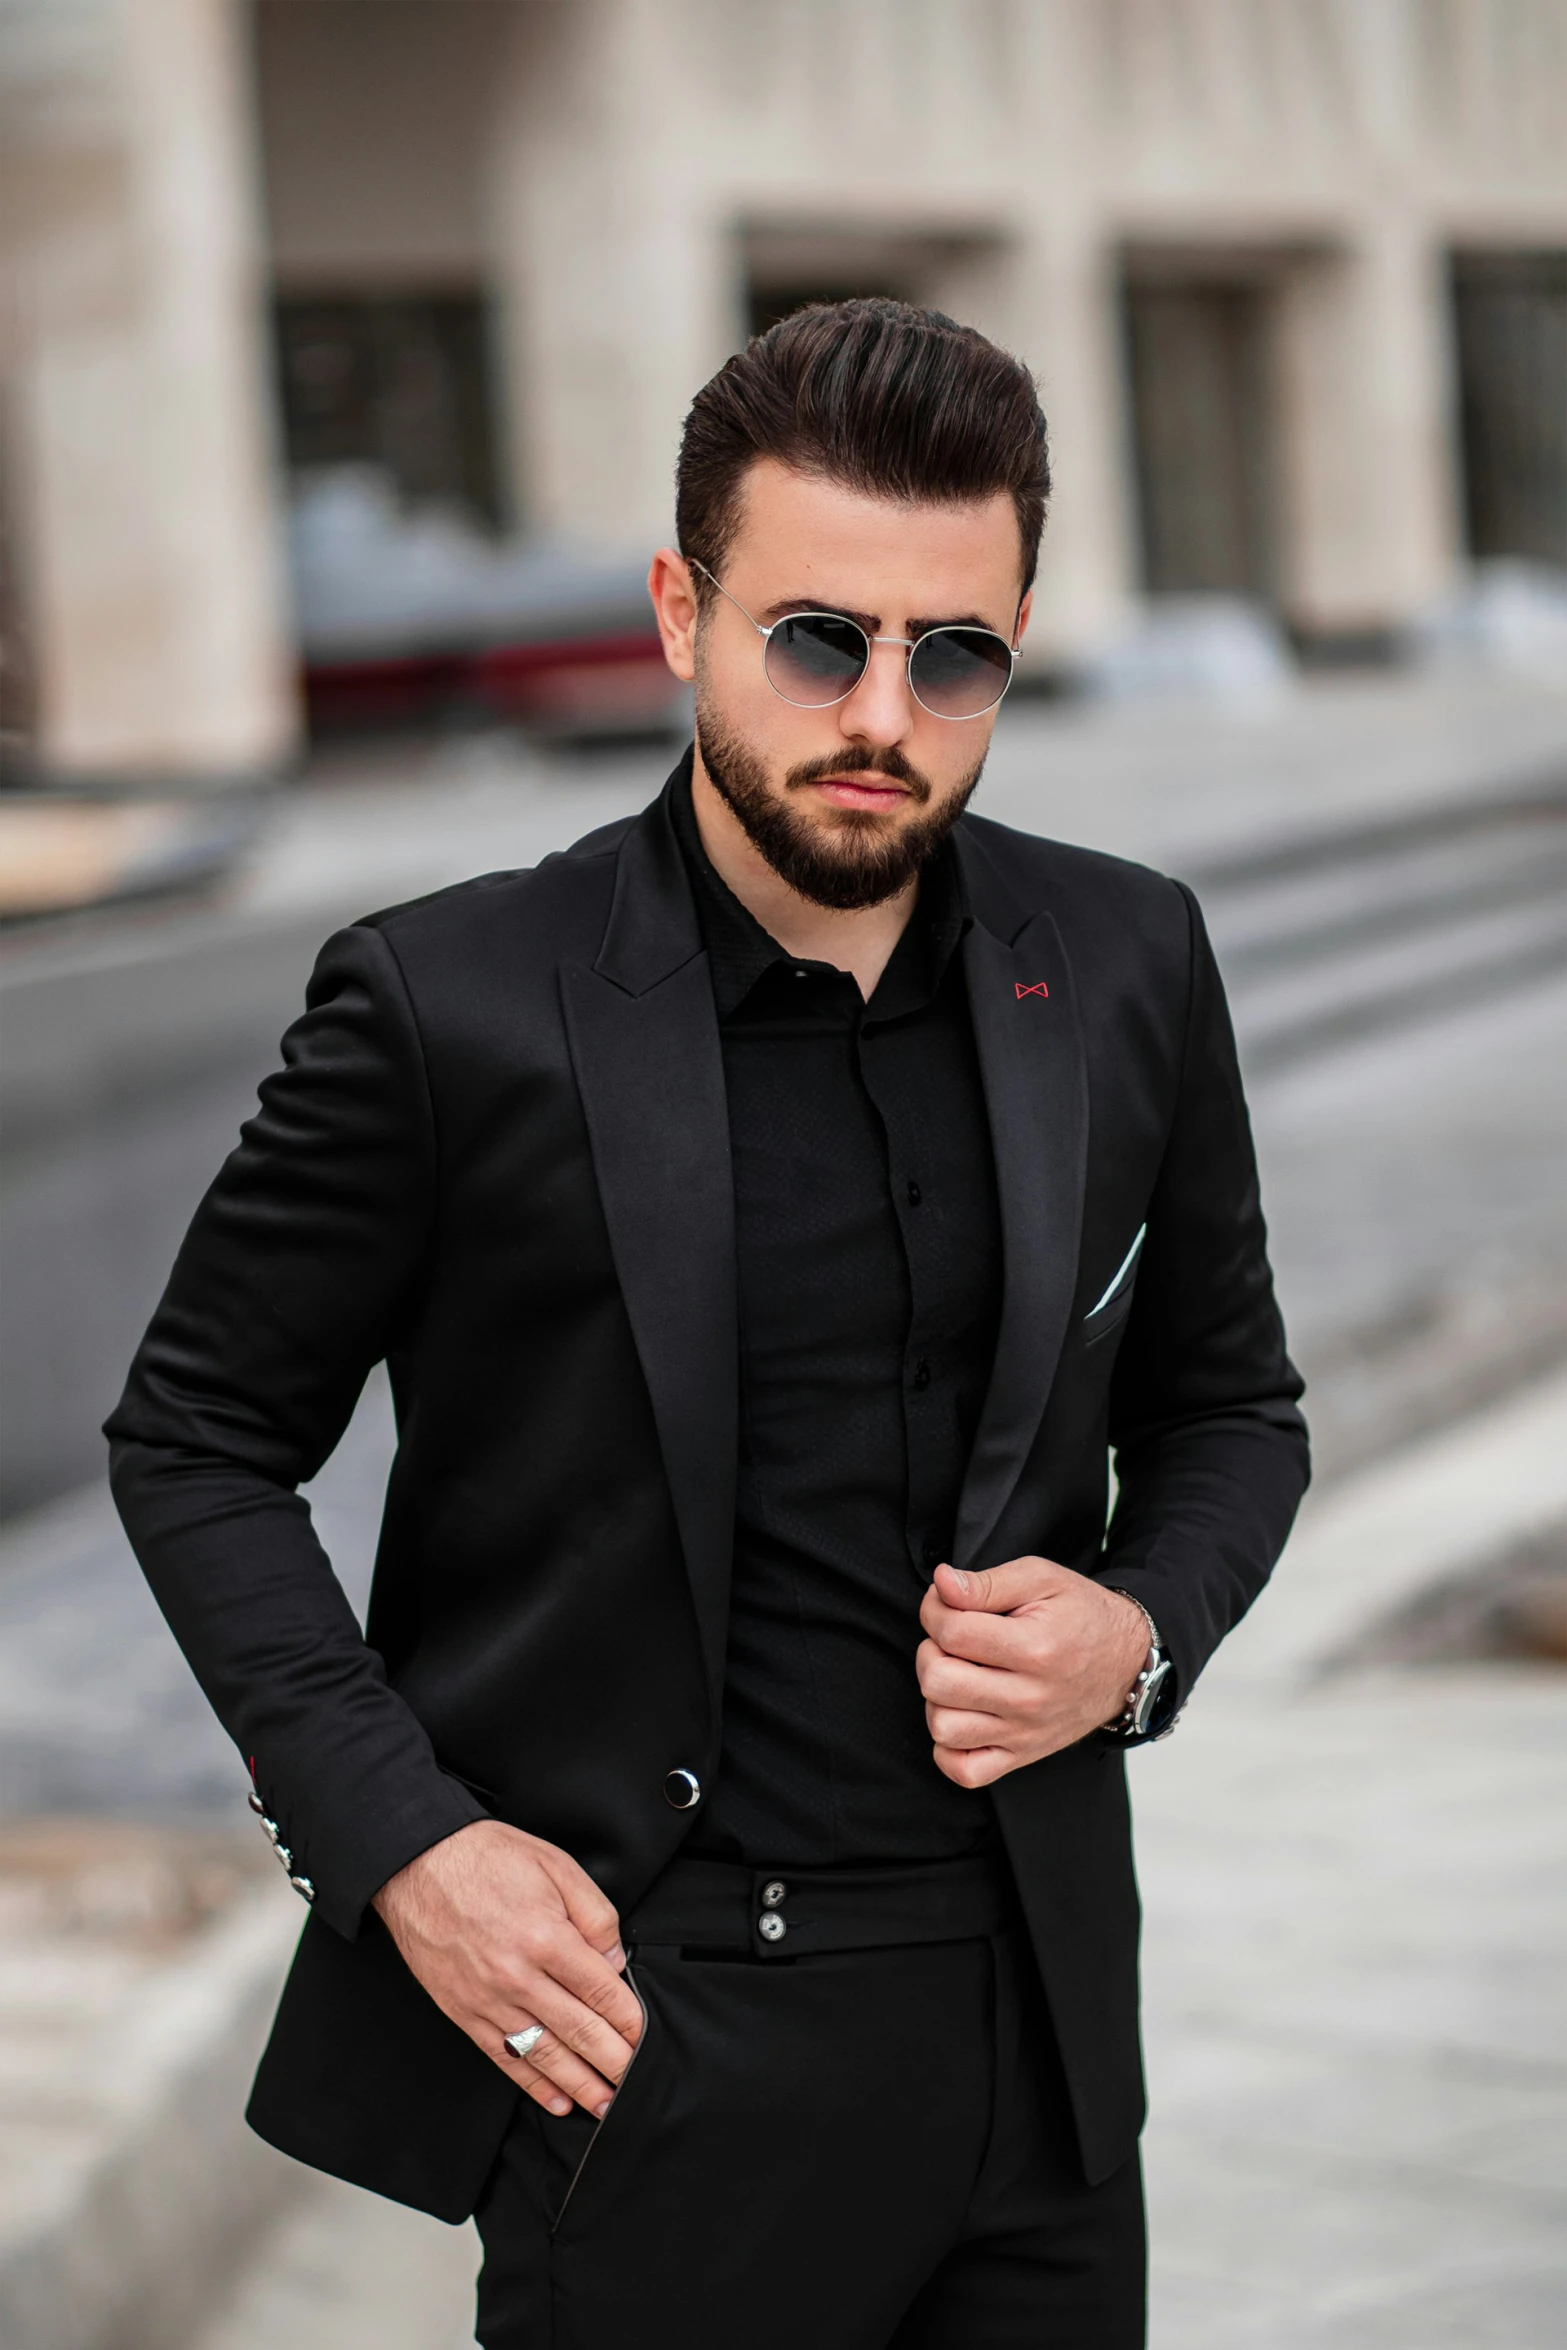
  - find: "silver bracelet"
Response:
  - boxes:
[1103,1592,1172,1740]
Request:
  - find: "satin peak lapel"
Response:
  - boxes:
[560,808,737,1716]
[955,908,1088,1567]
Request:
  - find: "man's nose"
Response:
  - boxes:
[836,638,916,747]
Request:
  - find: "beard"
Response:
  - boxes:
[695,696,986,912]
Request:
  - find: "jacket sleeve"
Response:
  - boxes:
[1097,881,1309,1722]
[105,919,486,1938]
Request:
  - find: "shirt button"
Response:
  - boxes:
[761,1880,787,1908]
[912,1359,931,1391]
[758,1912,788,1942]
[906,1179,922,1206]
[663,1768,702,1810]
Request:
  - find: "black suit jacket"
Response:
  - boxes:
[107,763,1307,2218]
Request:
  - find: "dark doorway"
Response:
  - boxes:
[273,292,503,527]
[1452,251,1567,567]
[1123,280,1277,599]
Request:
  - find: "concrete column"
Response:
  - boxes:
[8,0,296,784]
[486,0,739,553]
[1276,219,1463,636]
[1005,220,1139,668]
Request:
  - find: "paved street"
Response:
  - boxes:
[1139,1661,1567,2349]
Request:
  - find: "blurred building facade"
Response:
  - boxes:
[3,0,1565,786]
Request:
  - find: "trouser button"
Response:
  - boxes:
[761,1879,787,1908]
[758,1912,787,1942]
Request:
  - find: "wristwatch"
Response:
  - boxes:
[1103,1597,1173,1741]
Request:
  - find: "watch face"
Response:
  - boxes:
[1131,1655,1171,1735]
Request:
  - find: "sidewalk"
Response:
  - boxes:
[185,1370,1567,2350]
[1136,1373,1567,2347]
[0,1843,301,2350]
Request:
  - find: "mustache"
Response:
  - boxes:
[784,745,932,804]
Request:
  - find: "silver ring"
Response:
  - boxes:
[504,2023,545,2063]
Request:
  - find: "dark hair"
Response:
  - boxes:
[676,298,1050,595]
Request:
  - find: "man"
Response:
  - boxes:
[109,300,1307,2348]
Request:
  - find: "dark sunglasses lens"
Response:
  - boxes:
[909,627,1014,717]
[764,614,869,706]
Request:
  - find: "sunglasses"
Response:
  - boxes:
[691,562,1019,721]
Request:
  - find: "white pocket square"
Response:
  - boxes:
[1086,1224,1147,1319]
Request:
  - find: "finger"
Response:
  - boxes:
[537,1921,645,2047]
[500,2049,575,2118]
[503,2025,619,2119]
[536,1848,627,1969]
[916,1644,1017,1713]
[484,2008,560,2104]
[933,1558,1067,1615]
[523,1969,641,2090]
[925,1704,1009,1750]
[933,1741,1015,1789]
[471,2009,582,2118]
[491,1994,625,2112]
[925,1606,1034,1667]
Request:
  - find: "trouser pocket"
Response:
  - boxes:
[548,1964,651,2238]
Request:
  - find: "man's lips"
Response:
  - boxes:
[806,776,912,813]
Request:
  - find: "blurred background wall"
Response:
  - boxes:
[2,0,1564,790]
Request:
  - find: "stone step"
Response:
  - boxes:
[1206,816,1567,975]
[1232,888,1567,1072]
[0,1848,303,2350]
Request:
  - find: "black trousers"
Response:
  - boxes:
[472,1912,1145,2348]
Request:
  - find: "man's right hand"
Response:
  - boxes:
[372,1819,642,2120]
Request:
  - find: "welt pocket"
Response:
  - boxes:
[1082,1222,1146,1344]
[1082,1282,1137,1346]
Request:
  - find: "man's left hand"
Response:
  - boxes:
[916,1558,1151,1788]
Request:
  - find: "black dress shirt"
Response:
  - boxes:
[670,776,1004,1866]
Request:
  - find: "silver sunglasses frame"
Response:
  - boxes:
[690,561,1019,721]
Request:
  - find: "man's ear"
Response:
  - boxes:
[647,548,700,683]
[1012,586,1034,652]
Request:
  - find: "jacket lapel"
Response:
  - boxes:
[953,843,1089,1568]
[560,786,737,1717]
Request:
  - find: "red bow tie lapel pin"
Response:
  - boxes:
[1014,981,1050,1000]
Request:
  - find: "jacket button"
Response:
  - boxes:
[761,1880,787,1908]
[758,1912,787,1942]
[663,1768,702,1810]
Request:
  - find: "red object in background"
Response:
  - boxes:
[303,629,677,736]
[302,650,471,732]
